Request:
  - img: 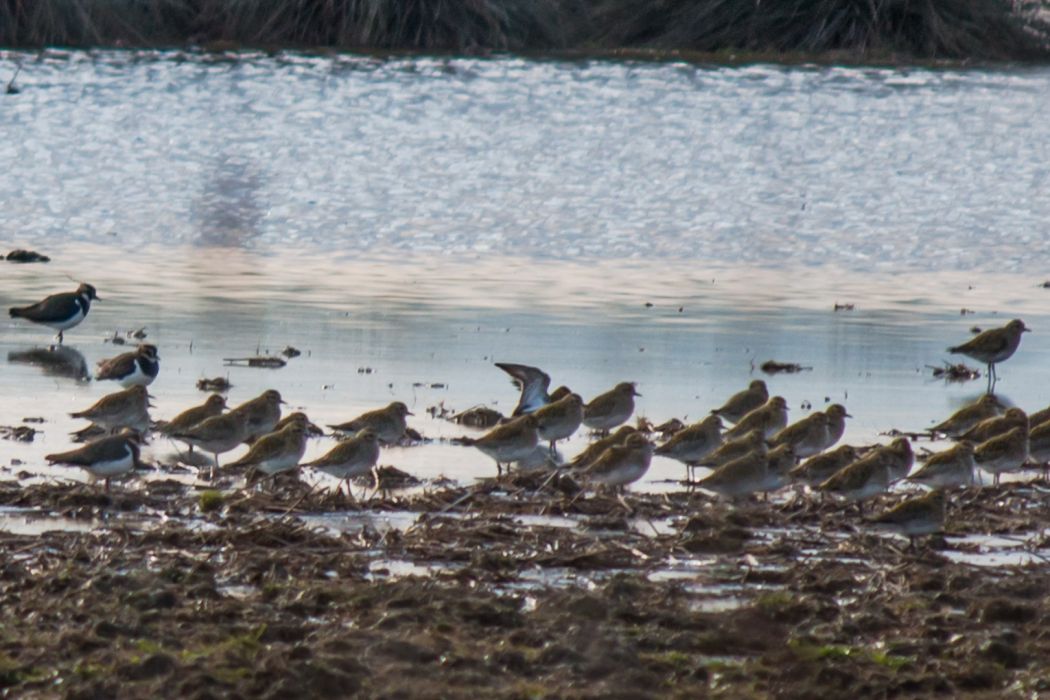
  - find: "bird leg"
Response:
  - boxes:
[343,478,357,505]
[56,330,64,344]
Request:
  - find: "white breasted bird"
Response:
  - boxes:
[9,283,100,343]
[95,344,160,387]
[46,429,142,491]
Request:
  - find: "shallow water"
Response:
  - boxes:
[1,51,1049,492]
[0,506,99,535]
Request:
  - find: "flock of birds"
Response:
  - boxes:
[6,282,1043,545]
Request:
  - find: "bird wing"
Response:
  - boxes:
[496,363,551,415]
[46,436,129,465]
[96,351,137,380]
[11,291,80,322]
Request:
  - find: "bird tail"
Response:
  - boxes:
[9,307,24,318]
[947,345,960,353]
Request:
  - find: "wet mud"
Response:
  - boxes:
[1,477,1049,697]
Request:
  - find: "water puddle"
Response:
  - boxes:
[0,507,99,535]
[366,558,459,580]
[942,533,1050,568]
[301,510,419,535]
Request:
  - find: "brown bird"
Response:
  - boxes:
[303,428,381,500]
[466,414,540,475]
[533,392,585,453]
[697,444,794,499]
[1028,402,1050,431]
[726,396,789,440]
[771,412,829,459]
[568,426,638,470]
[654,414,723,480]
[788,444,859,487]
[1028,419,1050,465]
[817,439,913,505]
[172,410,250,476]
[974,425,1029,486]
[580,433,653,491]
[227,414,310,476]
[329,401,413,444]
[273,411,324,436]
[583,382,639,433]
[822,404,851,450]
[697,428,768,468]
[957,407,1027,444]
[929,394,1005,437]
[710,380,768,424]
[229,389,285,443]
[882,437,915,483]
[948,318,1029,393]
[818,456,891,506]
[70,385,152,435]
[868,490,947,548]
[907,442,975,489]
[156,394,227,439]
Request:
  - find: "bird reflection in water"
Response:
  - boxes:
[8,345,90,382]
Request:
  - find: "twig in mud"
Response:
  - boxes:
[278,484,318,519]
[760,360,812,374]
[6,64,21,95]
[197,376,232,392]
[881,428,934,441]
[927,362,980,382]
[223,356,286,368]
[437,488,478,515]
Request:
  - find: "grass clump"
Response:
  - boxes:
[788,639,913,668]
[198,489,224,513]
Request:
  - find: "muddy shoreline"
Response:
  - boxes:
[1,478,1049,698]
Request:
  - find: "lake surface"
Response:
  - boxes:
[1,50,1049,490]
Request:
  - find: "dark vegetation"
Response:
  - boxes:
[2,0,1050,61]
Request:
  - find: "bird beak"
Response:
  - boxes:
[846,412,853,418]
[406,411,415,416]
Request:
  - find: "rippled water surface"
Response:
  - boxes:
[1,50,1049,488]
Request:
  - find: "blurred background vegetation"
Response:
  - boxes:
[2,0,1049,60]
